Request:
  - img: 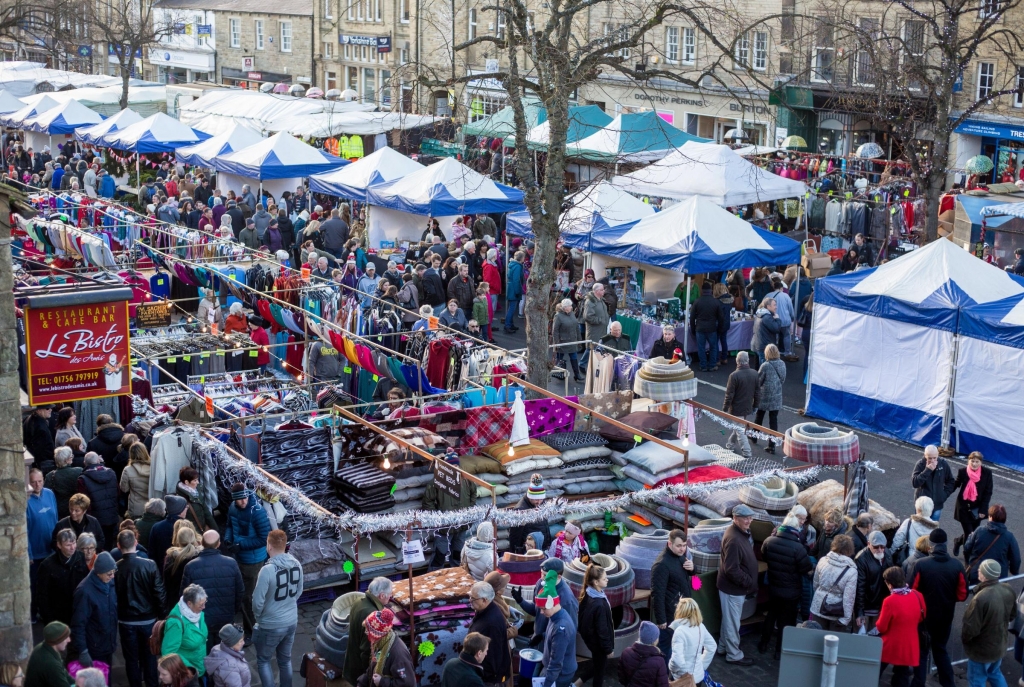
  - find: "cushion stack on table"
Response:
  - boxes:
[687,518,731,573]
[616,529,670,589]
[332,462,396,513]
[562,553,635,607]
[617,440,718,487]
[386,462,434,513]
[540,432,619,496]
[783,422,860,465]
[737,477,799,527]
[633,356,698,402]
[598,411,679,451]
[479,439,565,506]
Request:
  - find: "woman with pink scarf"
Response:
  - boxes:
[548,520,591,565]
[952,451,994,556]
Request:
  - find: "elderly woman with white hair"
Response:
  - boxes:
[552,298,583,382]
[891,496,939,557]
[161,583,209,679]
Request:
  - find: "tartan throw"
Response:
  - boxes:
[784,422,860,465]
[690,549,721,574]
[738,477,799,510]
[462,405,514,448]
[633,375,698,403]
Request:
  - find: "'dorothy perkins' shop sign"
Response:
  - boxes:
[24,300,132,405]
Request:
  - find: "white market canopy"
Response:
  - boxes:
[283,112,437,138]
[175,122,264,168]
[506,180,655,240]
[75,108,144,145]
[0,95,59,128]
[611,141,808,205]
[366,156,525,216]
[18,86,167,116]
[0,90,24,114]
[22,98,103,135]
[207,132,346,180]
[0,61,157,97]
[100,112,209,153]
[309,146,424,200]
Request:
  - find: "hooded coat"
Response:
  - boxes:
[86,424,124,465]
[811,551,858,625]
[460,522,496,581]
[205,643,251,687]
[750,307,782,361]
[77,466,120,527]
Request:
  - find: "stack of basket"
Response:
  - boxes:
[615,529,670,589]
[633,356,698,402]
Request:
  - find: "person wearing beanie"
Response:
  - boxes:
[148,493,188,574]
[205,624,251,687]
[439,631,489,687]
[508,473,549,554]
[70,551,118,669]
[909,527,967,687]
[514,558,579,648]
[356,608,414,687]
[547,520,590,565]
[224,484,270,642]
[534,570,576,687]
[618,621,669,687]
[962,557,1016,686]
[25,622,73,687]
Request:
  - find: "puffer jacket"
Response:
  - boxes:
[617,642,669,687]
[77,466,120,527]
[551,310,580,346]
[71,571,119,660]
[224,497,270,565]
[86,424,125,464]
[205,643,251,687]
[811,551,858,625]
[181,549,244,631]
[761,526,813,599]
[460,537,495,581]
[120,461,151,519]
[757,359,787,411]
[750,308,782,360]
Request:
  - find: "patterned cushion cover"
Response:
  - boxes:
[540,431,607,450]
[481,438,561,465]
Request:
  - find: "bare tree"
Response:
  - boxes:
[806,0,1024,242]
[93,0,181,109]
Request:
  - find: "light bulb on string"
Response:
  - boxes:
[382,456,391,469]
[507,444,515,457]
[682,436,690,448]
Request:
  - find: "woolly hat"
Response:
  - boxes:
[44,621,70,644]
[979,559,1002,581]
[535,569,561,610]
[541,557,564,573]
[564,522,581,540]
[347,253,356,265]
[527,531,545,551]
[230,483,249,501]
[527,474,545,500]
[639,621,660,645]
[868,530,887,546]
[164,495,187,517]
[219,624,244,647]
[364,608,395,644]
[929,528,948,544]
[93,551,116,575]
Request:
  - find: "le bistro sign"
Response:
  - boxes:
[23,289,133,405]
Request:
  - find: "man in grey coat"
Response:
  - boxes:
[723,351,760,458]
[581,283,610,371]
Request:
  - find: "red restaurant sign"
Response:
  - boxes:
[24,300,132,405]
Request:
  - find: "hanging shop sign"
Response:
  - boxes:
[23,294,132,405]
[433,459,462,500]
[135,302,172,329]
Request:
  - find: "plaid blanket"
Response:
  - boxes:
[783,422,860,465]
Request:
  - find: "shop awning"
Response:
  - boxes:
[954,117,1024,140]
[980,201,1024,220]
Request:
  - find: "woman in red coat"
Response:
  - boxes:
[876,566,926,687]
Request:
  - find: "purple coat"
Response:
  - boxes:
[617,643,670,687]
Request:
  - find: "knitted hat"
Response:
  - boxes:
[484,570,510,594]
[541,557,564,573]
[347,253,356,265]
[93,551,116,575]
[219,624,244,646]
[535,569,561,610]
[230,483,248,500]
[44,621,70,645]
[364,608,395,644]
[929,528,948,544]
[164,494,187,516]
[527,474,545,500]
[979,559,1002,581]
[639,621,660,645]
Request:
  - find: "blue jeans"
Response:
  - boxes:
[255,624,296,687]
[119,621,158,687]
[695,331,718,369]
[967,659,1007,687]
[505,298,520,328]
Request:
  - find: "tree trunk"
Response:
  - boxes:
[120,65,131,111]
[0,187,32,663]
[925,99,953,244]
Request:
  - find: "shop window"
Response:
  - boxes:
[978,61,995,100]
[666,26,679,63]
[753,30,767,71]
[469,9,477,40]
[230,18,240,48]
[811,21,835,82]
[683,27,695,64]
[363,67,376,103]
[347,66,358,90]
[255,20,264,50]
[281,22,292,52]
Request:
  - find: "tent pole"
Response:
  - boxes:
[940,335,959,450]
[803,287,816,412]
[683,275,691,358]
[136,154,140,191]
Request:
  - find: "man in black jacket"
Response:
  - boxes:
[854,530,893,631]
[650,529,693,657]
[690,282,726,371]
[909,529,966,687]
[115,530,164,687]
[38,528,80,625]
[760,514,813,658]
[422,255,446,308]
[467,581,511,685]
[723,352,760,458]
[71,551,118,668]
[911,445,956,520]
[76,453,119,552]
[86,415,124,465]
[182,530,244,653]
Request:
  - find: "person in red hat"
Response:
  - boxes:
[356,609,415,687]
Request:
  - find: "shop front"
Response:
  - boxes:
[147,48,214,84]
[952,117,1024,184]
[221,68,294,90]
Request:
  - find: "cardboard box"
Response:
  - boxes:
[802,251,832,278]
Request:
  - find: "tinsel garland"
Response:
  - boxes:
[190,429,827,536]
[691,406,782,444]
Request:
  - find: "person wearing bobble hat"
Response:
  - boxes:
[961,559,1016,687]
[224,483,270,645]
[25,622,74,687]
[514,558,579,648]
[205,624,251,687]
[508,473,549,553]
[356,609,415,687]
[535,570,577,687]
[617,621,670,687]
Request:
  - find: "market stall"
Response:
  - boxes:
[174,121,264,168]
[75,108,143,146]
[99,112,209,152]
[0,94,58,130]
[565,111,710,164]
[206,131,346,198]
[177,89,375,137]
[21,99,104,153]
[309,146,424,201]
[504,180,655,242]
[500,104,613,151]
[0,89,23,115]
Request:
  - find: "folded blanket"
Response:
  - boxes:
[503,456,564,476]
[562,457,614,472]
[391,567,477,608]
[562,480,618,495]
[333,462,396,494]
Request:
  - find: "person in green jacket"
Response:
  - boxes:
[162,583,210,677]
[472,285,491,341]
[25,622,73,687]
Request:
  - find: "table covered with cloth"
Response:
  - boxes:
[617,315,754,357]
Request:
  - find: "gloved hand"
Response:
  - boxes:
[528,633,544,649]
[510,587,523,604]
[78,650,93,668]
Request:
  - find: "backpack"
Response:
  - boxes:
[149,616,181,656]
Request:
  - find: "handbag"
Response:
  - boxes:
[669,626,704,687]
[891,520,912,566]
[820,566,851,617]
[966,534,1002,580]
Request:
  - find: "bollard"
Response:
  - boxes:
[820,634,839,687]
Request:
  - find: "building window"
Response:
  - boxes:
[469,9,477,40]
[361,45,368,60]
[281,22,292,52]
[380,69,392,105]
[357,0,363,20]
[363,67,376,104]
[400,0,409,22]
[326,70,337,90]
[902,19,925,89]
[979,0,1001,18]
[753,31,767,71]
[323,41,333,59]
[734,32,749,68]
[255,20,264,50]
[347,0,354,20]
[347,66,358,90]
[666,26,679,63]
[375,0,381,21]
[978,61,995,100]
[811,21,834,82]
[229,18,240,48]
[854,18,878,85]
[400,47,409,64]
[496,10,505,39]
[325,0,333,18]
[343,44,351,59]
[1016,66,1024,107]
[683,27,695,64]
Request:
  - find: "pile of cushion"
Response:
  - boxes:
[540,432,618,496]
[616,439,719,488]
[615,529,670,589]
[687,518,731,574]
[332,462,396,513]
[736,476,799,526]
[386,463,435,513]
[783,422,860,465]
[633,356,698,402]
[562,553,635,607]
[478,439,566,506]
[289,537,353,588]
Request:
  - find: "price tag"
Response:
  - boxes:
[372,374,379,382]
[201,352,209,358]
[167,357,177,364]
[890,207,897,215]
[229,273,237,280]
[183,355,191,362]
[344,366,352,374]
[633,434,642,443]
[217,351,225,356]
[301,267,311,280]
[205,395,214,415]
[904,189,910,197]
[249,350,258,357]
[156,278,165,285]
[428,316,439,330]
[401,539,426,564]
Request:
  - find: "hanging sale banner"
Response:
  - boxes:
[24,299,132,405]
